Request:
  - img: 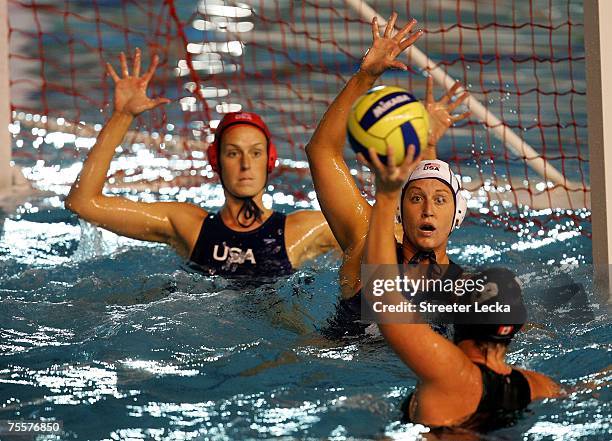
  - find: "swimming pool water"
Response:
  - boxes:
[0,190,609,440]
[1,0,608,438]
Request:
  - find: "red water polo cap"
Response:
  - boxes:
[208,112,277,174]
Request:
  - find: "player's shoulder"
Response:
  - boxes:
[166,202,208,226]
[516,368,563,400]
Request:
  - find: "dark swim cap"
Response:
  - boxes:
[454,268,527,344]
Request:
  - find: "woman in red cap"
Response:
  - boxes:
[66,49,337,278]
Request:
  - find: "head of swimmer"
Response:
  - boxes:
[453,324,517,362]
[400,178,455,255]
[218,124,269,199]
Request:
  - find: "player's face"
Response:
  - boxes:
[219,125,268,198]
[401,179,454,251]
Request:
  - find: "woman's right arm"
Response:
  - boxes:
[304,71,376,252]
[65,49,206,259]
[305,13,422,252]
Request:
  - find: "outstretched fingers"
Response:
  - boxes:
[119,52,129,77]
[106,62,120,83]
[389,60,408,71]
[152,97,172,108]
[143,54,160,83]
[356,153,379,174]
[385,145,398,170]
[371,16,380,40]
[382,14,421,51]
[394,18,417,42]
[451,110,471,123]
[440,81,462,104]
[384,12,398,38]
[399,28,423,51]
[443,84,471,123]
[448,91,469,111]
[368,147,389,173]
[425,74,434,106]
[356,152,367,165]
[133,48,142,78]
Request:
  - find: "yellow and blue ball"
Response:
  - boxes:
[347,85,429,165]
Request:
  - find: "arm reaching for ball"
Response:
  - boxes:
[305,13,423,253]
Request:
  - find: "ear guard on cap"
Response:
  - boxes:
[454,185,467,230]
[403,159,468,232]
[208,112,278,174]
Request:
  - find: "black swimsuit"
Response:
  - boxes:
[187,211,293,278]
[401,363,531,432]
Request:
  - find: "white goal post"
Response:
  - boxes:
[0,0,11,192]
[584,0,612,302]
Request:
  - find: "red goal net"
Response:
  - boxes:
[7,0,589,237]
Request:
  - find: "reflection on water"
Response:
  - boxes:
[0,2,605,437]
[0,187,608,439]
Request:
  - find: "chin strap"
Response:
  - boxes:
[219,170,267,229]
[407,250,437,264]
[407,250,442,279]
[236,197,264,228]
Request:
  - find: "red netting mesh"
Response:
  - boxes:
[7,0,589,237]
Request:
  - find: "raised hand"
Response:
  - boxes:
[106,48,171,116]
[357,145,422,195]
[425,76,471,150]
[359,12,423,78]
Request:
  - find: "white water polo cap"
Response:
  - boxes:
[402,159,468,232]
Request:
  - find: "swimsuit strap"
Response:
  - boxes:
[473,363,531,413]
